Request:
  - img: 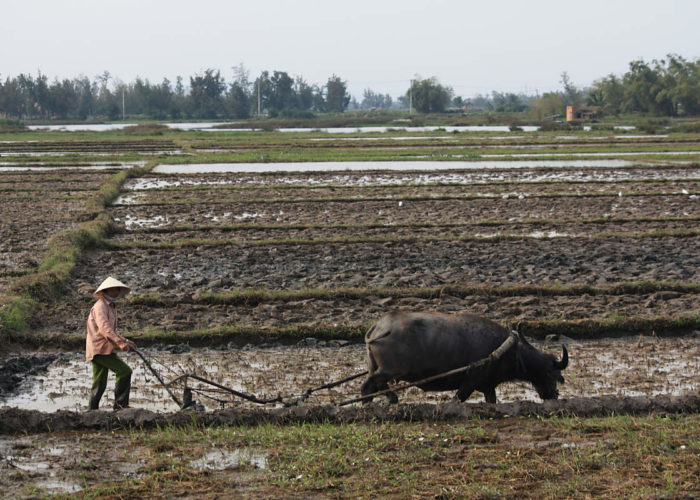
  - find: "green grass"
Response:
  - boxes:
[51,414,699,499]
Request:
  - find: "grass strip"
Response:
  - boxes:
[50,312,700,349]
[129,281,700,307]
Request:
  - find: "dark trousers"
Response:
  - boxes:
[90,353,132,410]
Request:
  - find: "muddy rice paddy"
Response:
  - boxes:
[1,129,700,498]
[1,335,699,414]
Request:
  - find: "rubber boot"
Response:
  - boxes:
[89,384,106,410]
[113,377,131,410]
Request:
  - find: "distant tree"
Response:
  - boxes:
[589,74,624,115]
[528,92,565,121]
[226,81,250,118]
[661,54,700,115]
[325,75,350,112]
[407,77,452,113]
[491,91,528,112]
[360,88,392,109]
[560,72,583,106]
[269,71,295,112]
[294,77,315,111]
[189,69,226,118]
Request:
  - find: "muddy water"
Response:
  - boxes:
[125,166,700,189]
[1,337,697,413]
[153,159,640,174]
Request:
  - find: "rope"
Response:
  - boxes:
[136,332,518,409]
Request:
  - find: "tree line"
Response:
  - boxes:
[0,55,697,121]
[529,54,699,120]
[0,67,353,121]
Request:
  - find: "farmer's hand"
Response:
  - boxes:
[125,340,137,351]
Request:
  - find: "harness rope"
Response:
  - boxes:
[135,332,518,410]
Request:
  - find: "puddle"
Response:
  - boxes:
[113,193,145,205]
[0,337,697,412]
[126,168,699,189]
[189,448,267,470]
[153,159,640,174]
[117,214,168,229]
[474,231,569,239]
[0,434,144,496]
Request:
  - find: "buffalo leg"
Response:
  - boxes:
[455,381,477,402]
[482,387,497,404]
[456,373,493,402]
[361,374,398,404]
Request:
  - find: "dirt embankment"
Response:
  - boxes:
[1,395,698,434]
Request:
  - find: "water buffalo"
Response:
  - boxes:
[360,311,568,403]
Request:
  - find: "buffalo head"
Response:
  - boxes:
[517,332,569,400]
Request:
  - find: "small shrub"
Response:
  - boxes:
[667,122,700,133]
[121,123,169,135]
[0,118,26,132]
[636,121,660,134]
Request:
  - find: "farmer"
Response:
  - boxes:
[86,276,137,410]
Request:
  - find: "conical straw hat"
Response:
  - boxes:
[93,276,131,298]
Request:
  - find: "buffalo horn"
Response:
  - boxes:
[555,345,569,370]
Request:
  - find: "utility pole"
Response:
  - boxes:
[122,89,125,121]
[257,79,261,116]
[409,80,413,115]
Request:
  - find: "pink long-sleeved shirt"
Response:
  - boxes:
[85,297,129,361]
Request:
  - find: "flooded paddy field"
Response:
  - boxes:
[125,165,700,187]
[1,336,698,413]
[112,179,700,205]
[109,193,697,227]
[2,128,700,498]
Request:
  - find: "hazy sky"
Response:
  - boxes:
[2,0,699,99]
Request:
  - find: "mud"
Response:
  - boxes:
[109,194,698,230]
[1,395,698,435]
[153,159,643,174]
[112,179,700,205]
[126,165,700,188]
[0,355,58,396]
[0,169,117,284]
[1,336,698,415]
[112,219,699,244]
[38,291,700,337]
[73,236,700,292]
